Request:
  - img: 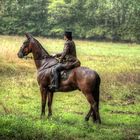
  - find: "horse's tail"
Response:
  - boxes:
[93,74,101,110]
[92,74,101,123]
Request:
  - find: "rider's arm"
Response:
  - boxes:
[60,43,70,62]
[54,53,62,57]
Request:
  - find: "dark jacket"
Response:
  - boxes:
[56,40,80,68]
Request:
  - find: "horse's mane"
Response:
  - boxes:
[33,38,50,56]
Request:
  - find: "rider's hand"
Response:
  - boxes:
[59,58,63,63]
[52,54,57,57]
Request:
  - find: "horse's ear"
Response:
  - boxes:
[25,33,33,40]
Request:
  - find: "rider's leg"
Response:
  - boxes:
[50,63,65,90]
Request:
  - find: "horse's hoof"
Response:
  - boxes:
[48,85,58,92]
[85,117,89,121]
[40,115,45,120]
[47,113,52,118]
[94,119,101,124]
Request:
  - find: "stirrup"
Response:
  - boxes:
[48,85,58,91]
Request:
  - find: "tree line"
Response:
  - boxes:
[0,0,140,42]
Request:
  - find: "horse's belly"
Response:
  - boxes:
[58,85,77,92]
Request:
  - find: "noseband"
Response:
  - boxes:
[24,55,50,60]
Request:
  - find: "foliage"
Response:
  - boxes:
[0,0,140,42]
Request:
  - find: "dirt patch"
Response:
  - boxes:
[116,72,140,84]
[109,99,135,106]
[72,111,84,115]
[111,110,140,115]
[101,72,140,84]
[0,102,11,114]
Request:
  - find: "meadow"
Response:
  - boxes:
[0,35,140,140]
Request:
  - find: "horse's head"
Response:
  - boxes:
[17,33,33,58]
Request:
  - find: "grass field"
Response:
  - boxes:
[0,35,140,140]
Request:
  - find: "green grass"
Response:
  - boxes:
[0,35,140,140]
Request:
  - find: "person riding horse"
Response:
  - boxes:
[49,31,81,91]
[17,33,101,123]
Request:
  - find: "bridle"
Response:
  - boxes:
[21,39,60,70]
[23,55,46,60]
[22,39,51,60]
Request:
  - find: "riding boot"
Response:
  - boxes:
[53,70,59,89]
[49,67,60,91]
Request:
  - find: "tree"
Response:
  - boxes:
[0,0,140,42]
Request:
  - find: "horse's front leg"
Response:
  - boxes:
[47,92,54,118]
[40,86,47,118]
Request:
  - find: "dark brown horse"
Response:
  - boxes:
[17,33,101,123]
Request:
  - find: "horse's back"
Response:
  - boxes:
[74,66,100,80]
[72,66,100,92]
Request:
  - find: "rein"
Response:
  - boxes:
[24,55,59,70]
[24,56,33,59]
[24,55,59,61]
[22,38,59,69]
[39,62,59,72]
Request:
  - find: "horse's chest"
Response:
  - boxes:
[37,70,50,85]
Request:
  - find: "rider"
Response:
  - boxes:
[49,31,81,91]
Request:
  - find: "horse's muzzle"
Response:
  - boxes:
[17,52,24,58]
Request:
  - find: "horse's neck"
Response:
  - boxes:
[31,41,50,69]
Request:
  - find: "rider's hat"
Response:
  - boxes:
[64,31,72,39]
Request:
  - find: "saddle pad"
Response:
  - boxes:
[60,70,71,81]
[51,67,72,82]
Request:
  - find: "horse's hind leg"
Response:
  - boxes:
[93,87,101,123]
[84,94,96,121]
[92,102,101,123]
[85,93,101,124]
[85,106,92,121]
[91,109,97,122]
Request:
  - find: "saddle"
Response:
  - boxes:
[51,65,72,81]
[60,70,72,80]
[48,65,72,91]
[49,59,80,90]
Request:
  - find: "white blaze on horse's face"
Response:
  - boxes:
[17,40,31,58]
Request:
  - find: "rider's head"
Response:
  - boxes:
[64,31,72,40]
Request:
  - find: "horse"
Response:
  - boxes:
[17,33,101,123]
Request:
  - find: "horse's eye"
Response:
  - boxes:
[24,45,28,48]
[23,40,29,45]
[23,42,29,48]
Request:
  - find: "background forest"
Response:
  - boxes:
[0,0,140,42]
